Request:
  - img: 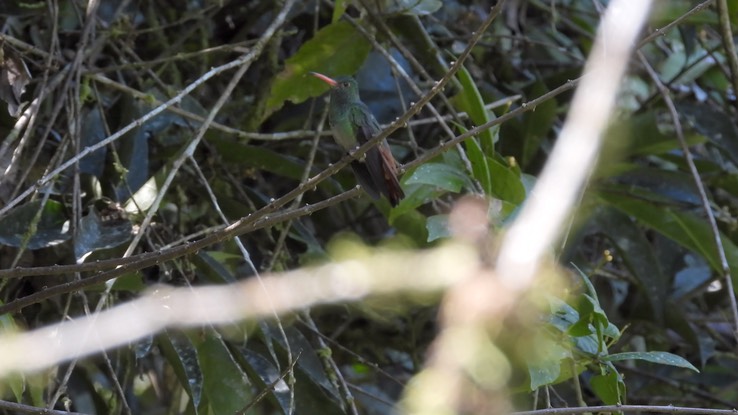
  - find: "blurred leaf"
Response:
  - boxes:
[678,102,738,164]
[391,0,442,15]
[604,351,699,372]
[386,15,454,86]
[267,21,371,115]
[0,200,70,249]
[650,0,718,25]
[528,341,570,389]
[331,0,347,23]
[426,214,450,242]
[390,207,430,244]
[611,168,701,206]
[611,112,704,156]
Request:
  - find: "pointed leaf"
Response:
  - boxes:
[195,332,252,414]
[454,65,496,154]
[0,200,69,249]
[267,21,371,114]
[604,351,699,372]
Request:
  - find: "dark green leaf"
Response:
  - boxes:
[267,21,371,114]
[0,200,69,249]
[160,332,203,412]
[599,191,738,279]
[195,332,252,414]
[590,368,624,405]
[74,206,132,261]
[464,136,493,195]
[454,65,496,154]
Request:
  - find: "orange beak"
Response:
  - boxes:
[309,72,337,87]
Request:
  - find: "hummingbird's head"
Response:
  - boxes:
[310,72,360,104]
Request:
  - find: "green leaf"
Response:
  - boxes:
[590,368,625,405]
[454,65,496,155]
[604,351,699,372]
[487,157,526,204]
[464,136,493,195]
[194,332,252,414]
[267,21,371,114]
[210,137,307,181]
[528,342,570,389]
[388,182,442,224]
[405,162,470,192]
[331,0,347,22]
[426,214,450,242]
[0,200,70,249]
[617,112,706,156]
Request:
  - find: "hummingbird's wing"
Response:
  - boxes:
[349,103,404,206]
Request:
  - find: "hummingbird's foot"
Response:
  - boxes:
[348,146,366,162]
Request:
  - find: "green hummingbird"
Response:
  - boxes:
[310,72,405,207]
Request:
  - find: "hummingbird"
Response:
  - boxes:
[310,72,405,207]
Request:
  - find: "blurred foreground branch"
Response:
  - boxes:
[0,243,479,376]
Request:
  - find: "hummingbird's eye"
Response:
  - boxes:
[342,82,350,87]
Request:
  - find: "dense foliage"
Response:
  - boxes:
[0,0,737,414]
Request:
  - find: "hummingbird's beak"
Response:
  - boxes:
[309,72,337,87]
